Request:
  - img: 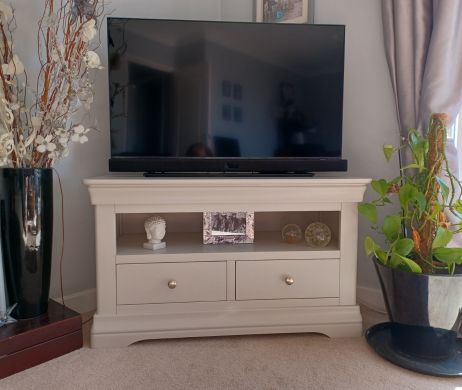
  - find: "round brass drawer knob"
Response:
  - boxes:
[168,280,177,289]
[285,276,295,286]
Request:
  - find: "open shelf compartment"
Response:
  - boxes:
[116,211,340,263]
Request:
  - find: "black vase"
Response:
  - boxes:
[0,168,53,319]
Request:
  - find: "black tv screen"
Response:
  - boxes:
[108,18,346,174]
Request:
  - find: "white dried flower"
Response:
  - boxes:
[55,128,67,136]
[31,116,42,130]
[36,135,57,153]
[0,156,10,167]
[23,130,36,147]
[2,54,25,76]
[9,102,20,111]
[0,2,13,24]
[0,99,14,125]
[85,51,103,69]
[1,105,13,125]
[55,128,69,145]
[81,19,97,42]
[16,142,26,157]
[49,146,69,161]
[0,133,14,155]
[71,124,89,144]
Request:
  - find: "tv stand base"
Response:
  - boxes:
[84,176,370,348]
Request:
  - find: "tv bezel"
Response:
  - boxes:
[107,18,347,174]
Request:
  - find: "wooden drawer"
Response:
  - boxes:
[236,260,340,300]
[117,262,227,304]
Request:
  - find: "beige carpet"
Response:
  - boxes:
[1,309,461,390]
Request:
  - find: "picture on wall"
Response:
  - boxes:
[222,80,232,97]
[233,107,243,123]
[233,83,243,101]
[255,0,313,24]
[222,104,232,121]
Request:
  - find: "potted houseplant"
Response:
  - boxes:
[359,113,462,376]
[0,0,104,319]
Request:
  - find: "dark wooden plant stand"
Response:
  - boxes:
[0,300,82,379]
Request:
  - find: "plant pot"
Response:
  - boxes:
[0,168,53,319]
[373,258,462,360]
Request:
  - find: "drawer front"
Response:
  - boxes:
[236,260,339,300]
[117,262,227,304]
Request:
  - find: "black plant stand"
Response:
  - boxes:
[366,322,462,377]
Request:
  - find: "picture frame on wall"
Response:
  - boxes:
[203,212,255,244]
[255,0,314,24]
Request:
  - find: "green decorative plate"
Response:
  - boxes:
[305,222,331,247]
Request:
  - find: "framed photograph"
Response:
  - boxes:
[222,80,232,97]
[255,0,314,24]
[203,212,255,244]
[222,104,232,121]
[233,83,243,100]
[233,106,243,123]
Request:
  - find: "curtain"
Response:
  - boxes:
[382,0,462,240]
[382,0,462,136]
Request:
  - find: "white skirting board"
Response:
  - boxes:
[55,286,386,316]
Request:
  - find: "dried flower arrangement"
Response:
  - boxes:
[0,0,105,168]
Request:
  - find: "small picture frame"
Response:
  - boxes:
[203,212,255,244]
[233,83,243,100]
[222,104,232,121]
[222,80,232,97]
[233,106,243,123]
[256,0,314,24]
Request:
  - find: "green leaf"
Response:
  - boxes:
[436,177,450,201]
[375,248,388,264]
[383,197,392,204]
[399,183,418,209]
[364,236,379,256]
[371,179,389,197]
[390,253,402,268]
[400,256,423,273]
[409,129,421,146]
[430,203,442,219]
[383,144,394,162]
[382,214,402,242]
[408,129,428,167]
[433,248,462,265]
[415,192,427,216]
[432,228,453,249]
[393,238,414,256]
[389,252,422,273]
[358,203,377,224]
[453,200,462,215]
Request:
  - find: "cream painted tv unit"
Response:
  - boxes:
[85,177,370,348]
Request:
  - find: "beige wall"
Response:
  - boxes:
[4,0,399,304]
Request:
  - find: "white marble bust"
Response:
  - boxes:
[143,216,166,250]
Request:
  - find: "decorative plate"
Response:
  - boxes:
[305,222,331,247]
[281,224,302,244]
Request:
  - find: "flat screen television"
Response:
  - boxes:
[107,18,347,175]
